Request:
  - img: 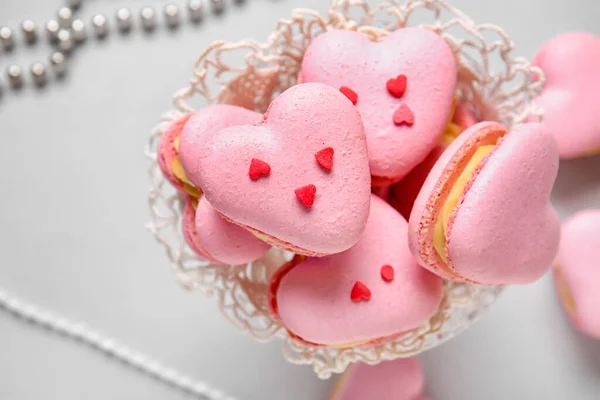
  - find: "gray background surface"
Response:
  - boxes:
[1,0,600,399]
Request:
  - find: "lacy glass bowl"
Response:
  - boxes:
[147,0,543,379]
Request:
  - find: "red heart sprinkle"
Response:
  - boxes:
[350,281,371,303]
[339,86,358,105]
[294,184,317,207]
[249,158,271,180]
[315,147,334,170]
[386,74,407,98]
[393,104,415,126]
[381,265,395,282]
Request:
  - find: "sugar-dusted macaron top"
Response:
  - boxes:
[533,31,600,159]
[179,104,262,187]
[330,357,429,400]
[271,195,443,346]
[409,121,560,285]
[300,27,457,181]
[555,209,600,338]
[193,83,371,256]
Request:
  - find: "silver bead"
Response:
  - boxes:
[0,27,15,51]
[164,4,180,29]
[116,8,133,33]
[211,0,226,14]
[45,20,60,43]
[187,0,204,23]
[21,20,37,44]
[140,7,157,31]
[30,62,47,87]
[57,29,74,53]
[91,14,108,39]
[71,19,87,42]
[7,65,23,89]
[50,52,67,77]
[57,7,73,29]
[66,0,83,9]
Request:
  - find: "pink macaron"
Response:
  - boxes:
[299,27,457,184]
[182,196,270,264]
[329,357,429,400]
[408,121,560,285]
[554,209,600,339]
[532,31,600,159]
[193,83,372,257]
[269,195,443,348]
[178,104,262,187]
[157,113,202,198]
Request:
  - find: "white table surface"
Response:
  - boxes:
[1,1,600,399]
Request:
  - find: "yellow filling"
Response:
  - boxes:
[441,122,462,145]
[584,145,600,157]
[329,339,371,349]
[170,136,202,198]
[433,145,496,262]
[555,264,577,316]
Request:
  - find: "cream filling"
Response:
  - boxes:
[554,264,577,316]
[433,145,496,263]
[171,136,201,198]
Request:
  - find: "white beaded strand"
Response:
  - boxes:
[164,4,181,29]
[21,20,38,45]
[0,288,238,400]
[0,0,248,92]
[140,7,158,32]
[0,26,14,51]
[0,1,249,397]
[188,0,205,23]
[45,19,61,43]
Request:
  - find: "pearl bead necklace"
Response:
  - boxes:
[0,288,238,400]
[0,0,243,92]
[0,1,248,398]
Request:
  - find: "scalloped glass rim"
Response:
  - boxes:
[146,0,543,379]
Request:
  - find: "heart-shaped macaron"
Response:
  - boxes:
[532,31,600,159]
[554,209,600,339]
[182,196,270,264]
[269,195,443,347]
[299,27,457,183]
[329,357,429,400]
[409,121,560,285]
[193,83,371,256]
[178,104,262,186]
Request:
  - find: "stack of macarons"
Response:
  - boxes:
[528,31,600,341]
[157,26,562,349]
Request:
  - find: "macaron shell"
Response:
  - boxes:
[330,358,428,400]
[453,102,479,131]
[273,195,443,345]
[446,122,560,284]
[300,28,457,181]
[195,83,371,256]
[182,198,214,261]
[555,209,600,338]
[179,105,262,187]
[195,196,270,265]
[532,31,600,159]
[158,113,194,191]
